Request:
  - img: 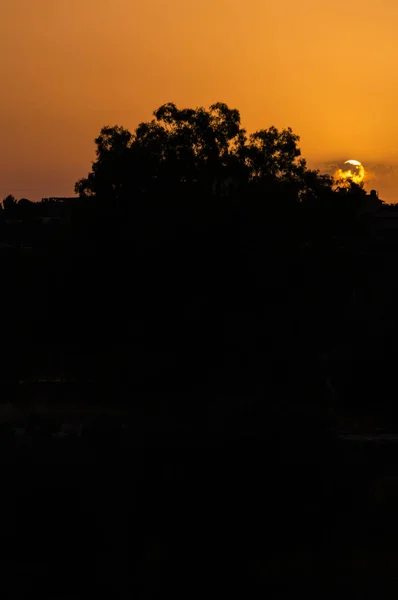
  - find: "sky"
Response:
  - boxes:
[1,0,398,201]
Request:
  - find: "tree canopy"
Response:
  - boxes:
[2,194,17,210]
[75,102,334,204]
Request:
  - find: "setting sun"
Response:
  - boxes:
[335,160,366,185]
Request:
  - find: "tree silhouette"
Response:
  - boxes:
[17,197,36,219]
[18,198,34,208]
[244,126,304,183]
[75,125,133,202]
[334,178,367,196]
[2,194,17,211]
[74,102,333,207]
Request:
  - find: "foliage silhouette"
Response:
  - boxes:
[2,194,17,211]
[75,102,333,208]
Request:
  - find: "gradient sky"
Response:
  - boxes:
[2,0,398,201]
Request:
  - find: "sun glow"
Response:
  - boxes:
[335,159,366,185]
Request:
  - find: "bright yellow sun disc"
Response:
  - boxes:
[335,159,365,185]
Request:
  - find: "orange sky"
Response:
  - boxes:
[2,0,398,201]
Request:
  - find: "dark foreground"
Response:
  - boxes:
[1,402,398,599]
